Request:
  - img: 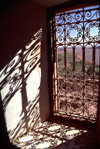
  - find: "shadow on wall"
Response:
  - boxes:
[0,28,42,144]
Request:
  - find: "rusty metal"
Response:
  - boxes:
[51,5,100,123]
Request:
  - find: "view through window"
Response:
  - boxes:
[51,5,100,123]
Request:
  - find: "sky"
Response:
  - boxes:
[55,5,100,44]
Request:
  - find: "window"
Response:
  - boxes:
[50,5,100,123]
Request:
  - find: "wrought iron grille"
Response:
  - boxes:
[51,5,100,123]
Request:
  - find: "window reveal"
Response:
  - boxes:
[51,5,100,123]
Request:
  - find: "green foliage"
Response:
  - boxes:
[95,67,99,71]
[58,52,99,76]
[86,66,92,75]
[76,61,82,66]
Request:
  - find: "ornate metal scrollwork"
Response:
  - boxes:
[52,5,100,123]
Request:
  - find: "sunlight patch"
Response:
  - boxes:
[19,135,33,142]
[48,125,60,131]
[36,142,51,148]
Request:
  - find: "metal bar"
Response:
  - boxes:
[55,18,99,26]
[56,41,100,45]
[82,7,85,116]
[73,47,75,72]
[63,12,68,114]
[64,47,67,70]
[93,45,95,74]
[82,46,85,72]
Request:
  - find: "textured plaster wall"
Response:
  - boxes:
[0,1,50,142]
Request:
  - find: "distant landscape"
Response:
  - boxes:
[57,46,100,75]
[58,45,100,65]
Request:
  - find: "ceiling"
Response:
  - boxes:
[29,0,71,8]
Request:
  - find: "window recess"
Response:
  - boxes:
[50,5,100,123]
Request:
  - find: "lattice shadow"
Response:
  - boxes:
[15,121,99,149]
[0,28,42,143]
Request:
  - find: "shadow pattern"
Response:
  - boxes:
[0,28,42,142]
[15,121,98,149]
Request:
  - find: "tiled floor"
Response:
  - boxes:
[14,120,99,149]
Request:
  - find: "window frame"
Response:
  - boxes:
[48,0,100,126]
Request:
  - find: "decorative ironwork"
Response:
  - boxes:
[51,5,100,123]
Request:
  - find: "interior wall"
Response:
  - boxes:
[0,0,50,143]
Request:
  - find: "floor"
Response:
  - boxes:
[13,120,99,149]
